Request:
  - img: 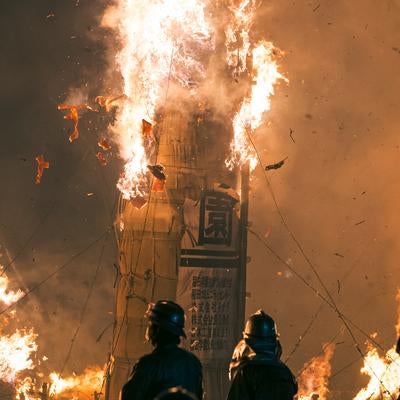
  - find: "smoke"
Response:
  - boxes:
[245,1,400,398]
[1,0,400,399]
[0,0,116,381]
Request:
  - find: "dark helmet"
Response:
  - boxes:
[146,300,186,338]
[243,309,278,340]
[154,387,198,400]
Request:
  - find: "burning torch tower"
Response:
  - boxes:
[106,96,246,400]
[103,1,285,398]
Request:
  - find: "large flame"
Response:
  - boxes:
[0,329,38,385]
[225,0,257,77]
[297,343,335,400]
[0,275,24,306]
[103,0,214,199]
[353,346,400,400]
[49,366,104,399]
[353,289,400,400]
[226,41,287,170]
[0,269,38,397]
[0,267,104,400]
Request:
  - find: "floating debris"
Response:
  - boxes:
[147,164,167,181]
[98,138,111,151]
[58,104,94,143]
[265,157,287,171]
[334,252,344,258]
[96,152,107,166]
[35,155,50,184]
[290,128,295,143]
[95,94,125,112]
[142,119,153,136]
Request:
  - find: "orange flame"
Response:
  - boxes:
[95,95,125,112]
[353,289,400,400]
[0,275,24,306]
[0,329,38,386]
[35,155,50,185]
[225,0,257,77]
[96,152,108,166]
[98,138,112,151]
[49,366,104,400]
[102,0,214,199]
[58,104,93,143]
[297,343,335,400]
[226,41,287,170]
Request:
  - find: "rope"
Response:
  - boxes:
[285,303,324,363]
[57,236,108,378]
[0,228,111,316]
[248,227,396,398]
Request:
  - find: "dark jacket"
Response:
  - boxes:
[121,344,203,400]
[227,340,297,400]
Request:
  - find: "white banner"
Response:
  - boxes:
[177,188,241,362]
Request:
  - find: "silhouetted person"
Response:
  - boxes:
[121,300,203,400]
[154,386,198,400]
[227,310,297,400]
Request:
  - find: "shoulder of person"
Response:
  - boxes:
[177,346,202,364]
[130,352,156,375]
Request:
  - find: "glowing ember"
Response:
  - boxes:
[96,152,108,166]
[49,366,104,399]
[58,104,93,143]
[102,0,214,199]
[95,95,125,112]
[142,119,152,137]
[35,155,50,185]
[98,138,112,151]
[297,343,335,400]
[226,41,287,170]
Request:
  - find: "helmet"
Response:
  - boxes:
[146,300,186,338]
[243,309,278,340]
[154,387,198,400]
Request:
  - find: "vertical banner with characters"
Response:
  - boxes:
[177,186,241,399]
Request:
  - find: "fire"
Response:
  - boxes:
[353,289,400,400]
[0,268,38,397]
[96,152,108,166]
[98,138,111,151]
[353,346,400,400]
[35,155,50,185]
[49,366,104,399]
[58,104,93,143]
[297,343,335,400]
[226,41,287,170]
[225,0,257,77]
[95,95,125,112]
[0,275,24,306]
[0,268,105,400]
[102,0,214,199]
[0,329,38,385]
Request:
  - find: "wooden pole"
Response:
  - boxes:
[236,162,250,341]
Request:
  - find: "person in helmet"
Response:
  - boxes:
[120,300,203,400]
[227,310,297,400]
[154,386,198,400]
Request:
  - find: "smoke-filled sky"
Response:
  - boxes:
[1,0,400,398]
